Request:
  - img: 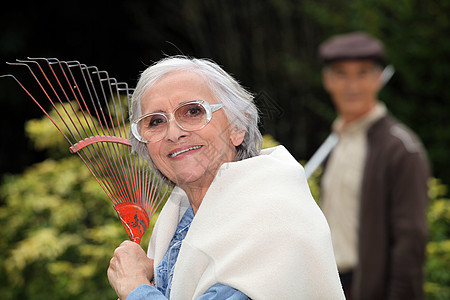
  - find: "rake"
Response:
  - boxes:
[2,58,168,245]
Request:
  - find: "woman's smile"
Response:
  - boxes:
[168,145,203,158]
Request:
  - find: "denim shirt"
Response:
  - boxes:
[126,206,249,300]
[155,206,195,297]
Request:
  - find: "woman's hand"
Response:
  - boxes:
[107,240,154,300]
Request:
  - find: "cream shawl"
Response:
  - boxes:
[148,145,344,299]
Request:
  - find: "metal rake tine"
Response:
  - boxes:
[146,174,168,218]
[65,61,83,69]
[27,56,59,61]
[91,69,122,137]
[10,60,113,185]
[112,81,134,97]
[112,93,145,205]
[95,69,130,140]
[56,60,128,189]
[63,60,135,203]
[6,60,81,144]
[0,70,74,145]
[27,56,65,66]
[18,58,92,143]
[115,82,134,116]
[83,65,115,136]
[92,70,109,77]
[106,77,129,139]
[26,57,63,68]
[10,58,99,129]
[22,57,63,68]
[91,95,133,199]
[110,82,134,121]
[55,60,125,189]
[113,82,133,97]
[39,58,97,138]
[103,76,137,195]
[0,74,18,80]
[65,60,81,64]
[68,62,112,137]
[69,64,135,201]
[59,60,104,138]
[113,81,133,92]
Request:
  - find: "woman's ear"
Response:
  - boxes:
[230,129,246,147]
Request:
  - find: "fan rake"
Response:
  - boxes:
[2,58,168,245]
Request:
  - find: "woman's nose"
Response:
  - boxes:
[164,119,188,142]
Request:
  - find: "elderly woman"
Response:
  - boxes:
[107,56,344,299]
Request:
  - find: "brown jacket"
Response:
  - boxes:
[323,115,430,300]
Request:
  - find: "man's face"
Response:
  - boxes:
[322,60,383,123]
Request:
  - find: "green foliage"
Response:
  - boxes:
[25,102,100,158]
[261,134,281,149]
[0,112,157,299]
[425,178,450,299]
[306,166,322,203]
[0,156,123,299]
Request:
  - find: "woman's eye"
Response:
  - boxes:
[148,116,166,128]
[188,108,201,115]
[186,106,204,117]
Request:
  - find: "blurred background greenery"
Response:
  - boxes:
[0,0,449,299]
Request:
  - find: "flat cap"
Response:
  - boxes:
[319,31,385,65]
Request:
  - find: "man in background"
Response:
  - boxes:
[318,31,430,300]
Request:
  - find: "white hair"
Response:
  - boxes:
[130,56,262,181]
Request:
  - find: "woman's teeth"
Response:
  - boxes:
[169,145,202,158]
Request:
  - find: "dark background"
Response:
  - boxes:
[1,0,449,185]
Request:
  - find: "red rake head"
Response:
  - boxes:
[114,202,150,244]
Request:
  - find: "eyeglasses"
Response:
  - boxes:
[131,100,223,143]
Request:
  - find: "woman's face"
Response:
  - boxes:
[141,71,244,190]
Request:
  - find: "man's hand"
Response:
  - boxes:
[107,240,154,299]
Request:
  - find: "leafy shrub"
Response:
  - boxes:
[0,113,159,300]
[425,178,450,299]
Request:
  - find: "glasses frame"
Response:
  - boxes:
[131,100,223,143]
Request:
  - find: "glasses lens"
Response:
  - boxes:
[137,114,167,142]
[175,102,207,130]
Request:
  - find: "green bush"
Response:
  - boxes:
[0,113,159,300]
[425,178,450,299]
